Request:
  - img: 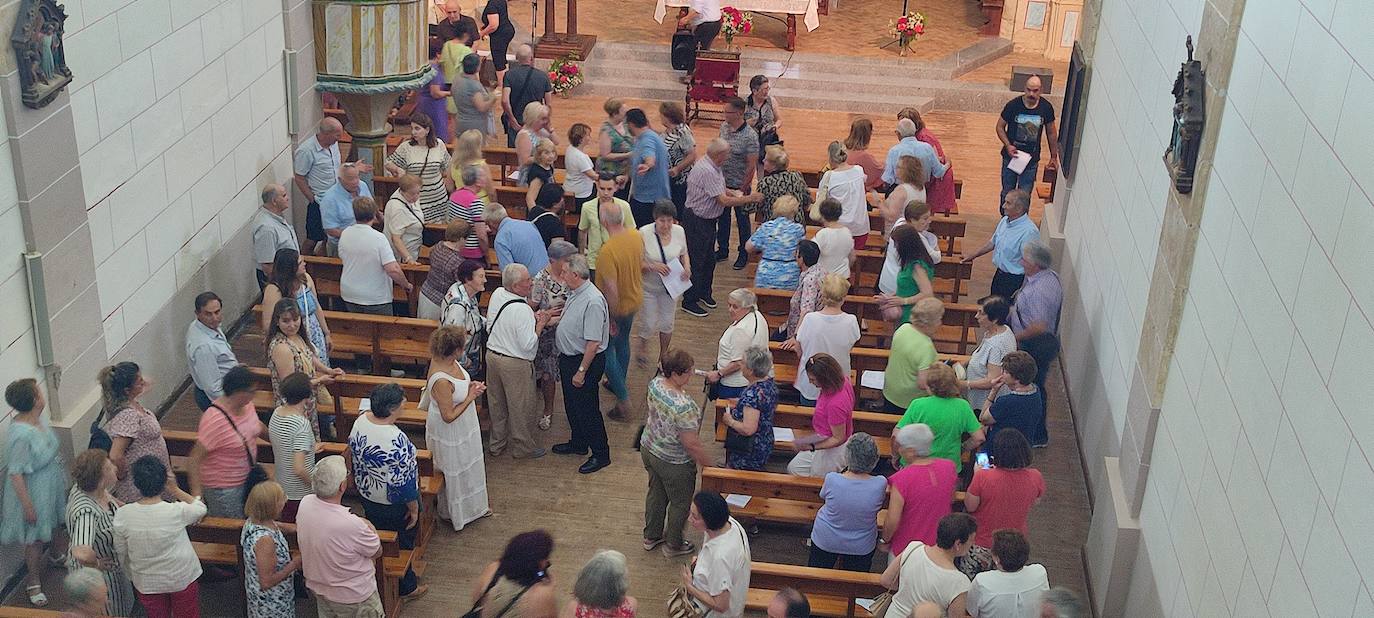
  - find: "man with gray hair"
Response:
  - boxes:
[320,163,374,253]
[593,203,644,420]
[1008,239,1061,447]
[881,117,948,188]
[552,253,613,474]
[766,587,811,618]
[488,203,550,274]
[297,455,386,616]
[682,138,762,316]
[293,118,373,255]
[484,263,560,459]
[962,188,1039,300]
[63,567,108,616]
[252,183,298,286]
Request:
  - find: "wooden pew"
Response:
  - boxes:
[243,367,430,438]
[766,342,970,390]
[700,467,964,527]
[162,430,441,555]
[711,401,901,457]
[252,306,436,374]
[0,609,65,617]
[745,247,970,301]
[747,562,889,618]
[752,289,980,354]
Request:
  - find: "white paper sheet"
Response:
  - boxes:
[860,370,886,390]
[507,170,520,182]
[1007,151,1032,174]
[855,598,876,612]
[725,494,752,508]
[660,258,692,300]
[358,398,371,411]
[773,427,796,442]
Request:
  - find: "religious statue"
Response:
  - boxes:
[9,0,71,109]
[1164,36,1204,194]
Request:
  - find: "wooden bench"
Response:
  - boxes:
[162,430,441,553]
[746,562,890,618]
[243,367,431,438]
[746,246,970,301]
[752,288,980,354]
[0,609,65,617]
[710,400,900,457]
[700,467,964,526]
[766,342,970,391]
[252,305,436,374]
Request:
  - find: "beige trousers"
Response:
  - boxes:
[485,351,540,457]
[315,591,384,618]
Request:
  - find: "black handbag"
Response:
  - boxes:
[724,424,751,453]
[212,405,269,504]
[88,407,113,452]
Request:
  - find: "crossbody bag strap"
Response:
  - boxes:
[463,574,504,616]
[655,229,669,264]
[210,405,256,465]
[491,584,532,618]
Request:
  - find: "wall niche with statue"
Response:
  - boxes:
[10,0,71,109]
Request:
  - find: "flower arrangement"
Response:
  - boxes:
[721,6,754,47]
[890,11,926,55]
[548,54,583,96]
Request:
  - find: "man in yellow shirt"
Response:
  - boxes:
[595,204,644,421]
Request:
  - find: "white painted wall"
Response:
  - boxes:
[1065,0,1374,614]
[63,0,293,359]
[1060,0,1201,450]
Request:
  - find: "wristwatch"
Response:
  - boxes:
[577,367,587,374]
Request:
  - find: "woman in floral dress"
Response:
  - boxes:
[746,195,805,290]
[266,299,344,440]
[530,240,576,430]
[719,347,777,471]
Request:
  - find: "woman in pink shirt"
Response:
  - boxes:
[964,429,1044,547]
[787,354,855,477]
[880,423,957,558]
[188,366,263,518]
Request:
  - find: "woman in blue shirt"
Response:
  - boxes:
[746,195,805,290]
[809,433,887,572]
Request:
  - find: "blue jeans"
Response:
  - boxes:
[605,313,636,402]
[715,384,745,400]
[1000,159,1039,214]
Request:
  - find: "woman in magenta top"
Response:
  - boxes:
[965,428,1044,547]
[899,108,958,214]
[880,423,957,558]
[786,354,855,478]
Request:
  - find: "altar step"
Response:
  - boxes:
[575,40,1038,115]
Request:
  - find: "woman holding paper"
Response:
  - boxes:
[636,200,691,367]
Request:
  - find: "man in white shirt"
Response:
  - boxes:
[338,197,413,316]
[968,530,1050,618]
[484,264,561,459]
[676,0,722,81]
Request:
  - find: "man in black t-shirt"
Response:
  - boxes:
[501,44,552,147]
[995,75,1059,213]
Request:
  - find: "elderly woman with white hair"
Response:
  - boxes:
[880,424,957,558]
[704,289,771,401]
[64,567,109,617]
[563,550,637,617]
[719,345,777,471]
[808,433,886,572]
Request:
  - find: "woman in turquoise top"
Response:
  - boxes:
[878,223,935,323]
[746,195,805,290]
[1,379,69,607]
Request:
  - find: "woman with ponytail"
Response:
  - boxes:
[100,362,172,504]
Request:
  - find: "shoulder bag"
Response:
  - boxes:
[88,407,114,452]
[462,575,530,618]
[470,297,525,379]
[211,405,270,505]
[721,313,760,453]
[869,543,915,617]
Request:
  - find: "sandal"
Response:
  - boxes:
[538,415,552,430]
[26,584,47,607]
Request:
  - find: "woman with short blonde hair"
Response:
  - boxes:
[755,144,810,222]
[515,102,557,168]
[883,297,946,412]
[786,273,859,407]
[746,191,806,290]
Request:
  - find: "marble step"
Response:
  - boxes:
[576,75,937,115]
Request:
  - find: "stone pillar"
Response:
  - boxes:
[0,57,104,431]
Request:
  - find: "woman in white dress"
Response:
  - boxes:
[423,325,489,530]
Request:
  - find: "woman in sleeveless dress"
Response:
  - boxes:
[260,248,332,366]
[241,482,299,618]
[266,298,344,441]
[424,325,490,530]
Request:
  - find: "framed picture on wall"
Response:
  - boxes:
[1061,11,1080,47]
[1025,1,1047,30]
[1058,42,1087,178]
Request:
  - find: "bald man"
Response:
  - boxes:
[501,44,551,147]
[252,183,298,285]
[995,75,1059,213]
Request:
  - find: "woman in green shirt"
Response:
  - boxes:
[882,297,945,413]
[895,363,984,471]
[877,223,936,323]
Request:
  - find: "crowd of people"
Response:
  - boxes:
[0,9,1086,611]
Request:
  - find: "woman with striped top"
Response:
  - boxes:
[385,112,454,223]
[268,373,316,523]
[66,449,135,617]
[449,163,491,261]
